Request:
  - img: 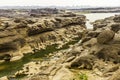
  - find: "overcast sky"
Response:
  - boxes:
[0,0,119,7]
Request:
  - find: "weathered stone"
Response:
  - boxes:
[14,18,22,23]
[52,67,74,80]
[70,55,96,70]
[96,44,120,63]
[113,15,120,22]
[0,15,86,62]
[0,76,8,80]
[16,22,28,28]
[60,12,76,17]
[111,23,120,33]
[103,64,119,74]
[97,30,115,44]
[109,69,120,80]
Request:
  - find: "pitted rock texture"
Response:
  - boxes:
[0,13,120,80]
[0,15,86,61]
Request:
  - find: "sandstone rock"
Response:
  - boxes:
[27,25,54,36]
[60,12,76,17]
[16,22,28,28]
[52,67,74,80]
[97,30,115,44]
[103,64,119,74]
[65,56,76,62]
[89,44,104,55]
[0,38,26,53]
[0,14,87,80]
[2,22,9,29]
[87,31,100,38]
[93,23,107,30]
[29,75,48,80]
[92,20,107,30]
[92,16,115,31]
[113,33,120,43]
[83,38,97,48]
[0,76,8,80]
[109,69,120,80]
[70,55,96,70]
[96,44,120,63]
[27,20,55,36]
[55,16,86,28]
[14,18,22,23]
[113,15,120,23]
[66,46,83,57]
[3,14,119,80]
[26,19,36,24]
[110,23,120,33]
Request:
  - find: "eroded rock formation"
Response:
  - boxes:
[0,12,120,80]
[0,15,86,62]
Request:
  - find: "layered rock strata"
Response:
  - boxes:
[23,15,120,80]
[0,15,86,62]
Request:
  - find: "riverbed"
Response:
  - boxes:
[0,12,120,79]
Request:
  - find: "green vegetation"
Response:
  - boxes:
[72,73,88,80]
[78,73,88,80]
[0,44,58,77]
[71,69,88,80]
[60,37,80,50]
[0,37,80,78]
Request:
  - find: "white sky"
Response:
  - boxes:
[0,0,119,7]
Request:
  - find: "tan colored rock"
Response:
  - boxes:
[0,76,8,80]
[111,23,120,33]
[10,55,23,61]
[113,32,120,43]
[96,44,120,63]
[109,69,120,80]
[70,55,96,70]
[97,30,115,44]
[52,67,74,80]
[113,15,120,23]
[0,16,86,62]
[103,64,119,75]
[83,38,97,48]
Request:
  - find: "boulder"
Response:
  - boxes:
[113,15,120,23]
[96,44,120,63]
[83,38,97,48]
[92,20,107,30]
[70,55,96,70]
[87,31,100,38]
[52,67,74,80]
[14,18,22,23]
[111,23,120,33]
[97,30,115,44]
